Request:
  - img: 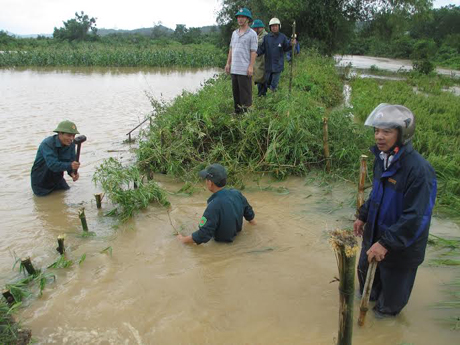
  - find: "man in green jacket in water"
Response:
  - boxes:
[251,19,268,96]
[177,164,256,244]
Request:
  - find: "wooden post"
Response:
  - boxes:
[357,155,368,210]
[56,235,65,255]
[95,193,103,209]
[330,230,358,345]
[2,289,15,306]
[358,260,378,326]
[79,207,89,232]
[21,257,36,276]
[323,117,331,172]
[289,21,296,94]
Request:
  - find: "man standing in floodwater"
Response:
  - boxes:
[177,163,256,244]
[354,104,437,317]
[257,18,294,92]
[225,8,258,114]
[251,19,268,96]
[31,120,81,196]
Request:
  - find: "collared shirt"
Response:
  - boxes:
[192,188,255,244]
[31,135,75,196]
[230,28,258,75]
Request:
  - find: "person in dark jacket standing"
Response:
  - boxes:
[257,18,293,92]
[251,19,268,96]
[354,104,437,317]
[177,164,256,244]
[31,120,81,196]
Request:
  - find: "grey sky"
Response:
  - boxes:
[0,0,459,35]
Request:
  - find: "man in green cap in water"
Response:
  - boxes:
[31,120,81,196]
[177,163,256,244]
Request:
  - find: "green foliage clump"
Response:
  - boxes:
[350,76,460,212]
[53,11,98,42]
[136,51,368,185]
[93,158,170,222]
[0,300,20,345]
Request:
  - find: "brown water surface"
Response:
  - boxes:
[0,67,459,344]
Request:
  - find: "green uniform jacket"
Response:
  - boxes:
[253,29,268,84]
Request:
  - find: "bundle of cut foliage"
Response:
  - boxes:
[136,51,371,186]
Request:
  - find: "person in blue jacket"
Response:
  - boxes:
[257,17,294,92]
[177,163,256,244]
[31,120,81,196]
[354,104,437,317]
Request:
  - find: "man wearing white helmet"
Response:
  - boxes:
[354,104,437,317]
[257,18,294,92]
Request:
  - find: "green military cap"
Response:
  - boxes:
[53,120,80,134]
[199,163,228,184]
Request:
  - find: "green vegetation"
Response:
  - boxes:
[0,300,20,345]
[53,11,98,42]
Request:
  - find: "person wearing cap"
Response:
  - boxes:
[177,163,256,244]
[31,120,81,196]
[225,8,258,114]
[257,18,295,92]
[354,104,437,317]
[251,19,268,97]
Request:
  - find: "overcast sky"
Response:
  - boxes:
[1,0,459,35]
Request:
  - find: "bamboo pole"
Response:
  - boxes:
[289,21,296,94]
[56,235,65,255]
[357,155,368,210]
[358,260,378,326]
[2,289,15,306]
[79,207,89,232]
[94,193,104,209]
[323,117,331,172]
[21,257,36,276]
[330,230,358,345]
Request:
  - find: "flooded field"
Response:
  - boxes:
[0,66,459,344]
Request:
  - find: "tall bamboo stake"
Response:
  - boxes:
[358,260,378,326]
[330,230,358,345]
[21,257,36,276]
[357,155,368,210]
[289,21,296,94]
[2,289,15,306]
[79,207,89,232]
[56,235,65,255]
[323,117,331,172]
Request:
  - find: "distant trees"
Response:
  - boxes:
[53,11,98,41]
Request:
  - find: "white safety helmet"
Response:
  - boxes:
[364,103,416,145]
[269,17,281,28]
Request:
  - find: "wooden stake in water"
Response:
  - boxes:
[358,259,378,327]
[330,230,358,345]
[357,155,368,210]
[79,207,89,232]
[95,193,103,209]
[323,117,331,172]
[21,257,36,276]
[2,289,15,306]
[56,235,65,255]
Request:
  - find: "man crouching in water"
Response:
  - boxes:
[177,163,256,244]
[31,120,81,196]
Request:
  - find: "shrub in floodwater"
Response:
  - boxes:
[93,157,170,222]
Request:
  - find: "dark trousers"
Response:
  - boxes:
[358,246,418,315]
[256,82,267,97]
[265,72,281,91]
[231,74,252,113]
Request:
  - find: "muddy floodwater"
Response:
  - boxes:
[1,67,459,344]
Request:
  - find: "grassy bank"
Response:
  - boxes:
[0,42,226,68]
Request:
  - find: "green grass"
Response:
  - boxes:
[0,42,226,68]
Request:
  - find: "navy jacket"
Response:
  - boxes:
[192,188,255,244]
[358,142,437,267]
[257,32,291,73]
[31,135,75,196]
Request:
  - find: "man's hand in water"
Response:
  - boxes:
[249,219,257,225]
[177,234,195,244]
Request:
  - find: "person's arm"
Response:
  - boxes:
[178,205,219,245]
[240,193,256,225]
[247,51,256,76]
[283,35,292,52]
[225,48,232,74]
[257,36,266,56]
[177,234,195,244]
[41,141,72,173]
[379,169,437,251]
